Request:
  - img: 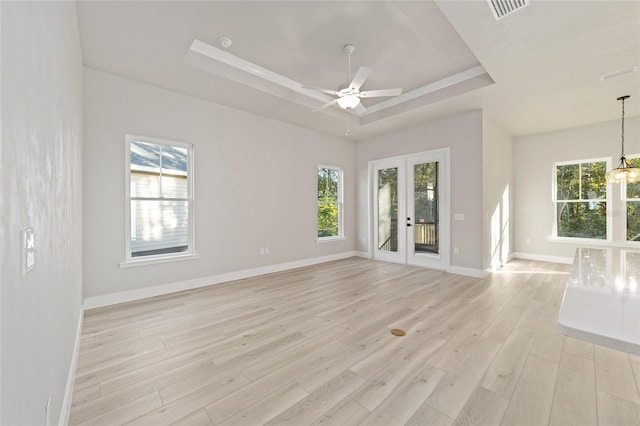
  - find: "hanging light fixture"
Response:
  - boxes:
[606,95,640,184]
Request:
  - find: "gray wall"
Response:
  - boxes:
[83,68,356,299]
[1,2,84,425]
[355,110,484,273]
[513,116,640,261]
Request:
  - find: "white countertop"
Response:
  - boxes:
[558,246,640,355]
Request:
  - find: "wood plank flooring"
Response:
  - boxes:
[70,258,640,425]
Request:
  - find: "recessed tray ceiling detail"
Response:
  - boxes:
[184,38,494,127]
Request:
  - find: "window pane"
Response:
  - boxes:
[556,202,607,239]
[414,162,438,254]
[161,174,188,199]
[378,167,398,252]
[161,145,188,175]
[132,171,160,198]
[131,140,160,169]
[318,202,339,237]
[556,164,580,200]
[627,201,640,242]
[131,141,161,197]
[626,158,640,199]
[318,168,338,201]
[317,167,342,238]
[131,200,189,257]
[580,161,606,200]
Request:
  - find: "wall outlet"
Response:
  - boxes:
[453,247,460,255]
[454,213,465,221]
[525,237,531,245]
[259,248,265,255]
[264,247,270,255]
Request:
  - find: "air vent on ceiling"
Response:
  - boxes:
[487,0,529,20]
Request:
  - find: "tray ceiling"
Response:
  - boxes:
[77,1,639,140]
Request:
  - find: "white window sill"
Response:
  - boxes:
[119,253,200,268]
[549,236,611,245]
[316,236,346,244]
[549,237,639,247]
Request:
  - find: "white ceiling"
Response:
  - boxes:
[76,1,640,141]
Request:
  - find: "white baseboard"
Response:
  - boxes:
[354,250,485,278]
[84,251,360,310]
[59,307,83,426]
[513,252,573,265]
[447,265,488,278]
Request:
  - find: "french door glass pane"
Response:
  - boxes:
[131,200,189,257]
[414,162,438,254]
[378,167,398,252]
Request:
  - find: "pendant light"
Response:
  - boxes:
[606,95,640,184]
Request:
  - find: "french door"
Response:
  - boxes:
[371,149,450,270]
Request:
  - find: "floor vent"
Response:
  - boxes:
[487,0,529,20]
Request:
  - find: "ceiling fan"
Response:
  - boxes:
[303,44,402,114]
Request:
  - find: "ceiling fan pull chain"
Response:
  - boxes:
[345,109,350,136]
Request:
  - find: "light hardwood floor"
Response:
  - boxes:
[70,258,640,425]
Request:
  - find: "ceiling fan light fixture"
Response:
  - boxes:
[605,95,640,184]
[337,94,360,109]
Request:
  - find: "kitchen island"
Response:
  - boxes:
[558,246,640,355]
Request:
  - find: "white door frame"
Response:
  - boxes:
[368,148,450,271]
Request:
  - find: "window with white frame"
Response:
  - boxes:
[625,156,640,242]
[126,135,194,260]
[553,159,609,240]
[317,165,343,239]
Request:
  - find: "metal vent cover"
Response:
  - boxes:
[487,0,529,20]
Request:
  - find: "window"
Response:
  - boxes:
[317,166,343,240]
[123,135,195,264]
[553,159,609,240]
[625,156,640,242]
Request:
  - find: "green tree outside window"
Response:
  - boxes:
[318,167,342,238]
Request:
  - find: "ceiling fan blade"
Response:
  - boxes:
[349,66,372,90]
[312,98,340,112]
[354,103,367,114]
[359,88,402,98]
[302,85,340,96]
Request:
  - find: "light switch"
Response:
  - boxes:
[22,228,35,276]
[454,213,465,221]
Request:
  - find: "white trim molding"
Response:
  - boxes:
[59,308,84,426]
[513,251,574,264]
[447,265,488,278]
[85,251,360,310]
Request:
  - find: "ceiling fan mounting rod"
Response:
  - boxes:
[344,44,354,84]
